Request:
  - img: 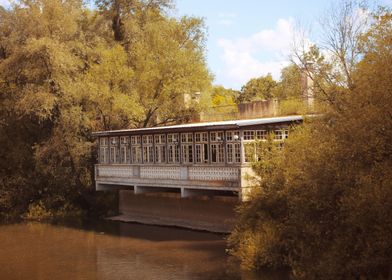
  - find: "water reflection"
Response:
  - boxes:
[0,221,288,280]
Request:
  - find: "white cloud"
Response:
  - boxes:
[216,18,296,89]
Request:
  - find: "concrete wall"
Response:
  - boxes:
[115,190,238,232]
[237,99,279,119]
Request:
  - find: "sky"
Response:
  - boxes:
[1,0,391,90]
[173,0,391,89]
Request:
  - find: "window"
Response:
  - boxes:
[195,143,209,164]
[142,135,153,163]
[99,137,109,164]
[100,147,109,164]
[168,144,179,163]
[167,133,179,144]
[181,133,193,143]
[109,137,119,164]
[131,135,141,145]
[256,130,267,140]
[182,144,193,163]
[181,133,193,164]
[227,143,241,163]
[120,136,130,164]
[211,143,224,163]
[154,134,166,163]
[195,132,208,143]
[131,136,141,163]
[131,146,142,163]
[142,135,153,145]
[155,145,166,163]
[274,129,289,140]
[226,130,239,141]
[143,146,154,163]
[210,131,224,142]
[110,137,118,146]
[167,134,179,163]
[243,130,255,140]
[210,131,224,163]
[100,137,108,146]
[154,134,166,144]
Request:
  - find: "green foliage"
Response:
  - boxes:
[229,9,392,279]
[200,85,239,121]
[0,0,211,220]
[238,74,278,103]
[274,64,303,100]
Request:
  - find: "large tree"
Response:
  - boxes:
[97,0,212,127]
[0,0,211,219]
[229,7,392,279]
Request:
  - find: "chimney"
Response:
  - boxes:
[300,64,314,109]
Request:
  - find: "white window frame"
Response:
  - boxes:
[109,137,119,164]
[211,143,224,163]
[226,143,241,164]
[195,132,208,143]
[256,130,267,140]
[99,137,109,164]
[181,144,193,164]
[210,131,224,142]
[131,135,141,163]
[168,144,179,163]
[143,145,154,163]
[119,136,130,164]
[243,130,255,140]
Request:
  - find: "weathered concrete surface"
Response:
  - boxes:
[110,190,238,233]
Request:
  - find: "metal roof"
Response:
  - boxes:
[92,115,303,136]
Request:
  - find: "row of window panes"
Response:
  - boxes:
[243,129,288,141]
[99,143,238,164]
[102,130,288,147]
[100,145,240,164]
[99,129,288,164]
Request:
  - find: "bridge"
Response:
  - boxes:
[93,115,303,231]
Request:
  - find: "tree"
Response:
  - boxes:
[200,85,239,121]
[292,0,369,106]
[0,0,212,220]
[229,8,392,279]
[97,0,212,127]
[237,74,277,103]
[275,64,303,99]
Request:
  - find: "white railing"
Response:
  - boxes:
[189,166,239,181]
[140,166,181,180]
[96,164,239,182]
[97,165,134,178]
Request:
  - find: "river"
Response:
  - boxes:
[0,220,287,280]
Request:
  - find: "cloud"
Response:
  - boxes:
[216,18,296,89]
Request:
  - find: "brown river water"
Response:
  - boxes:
[0,220,288,280]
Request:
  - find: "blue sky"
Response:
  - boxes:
[173,0,392,89]
[1,0,391,89]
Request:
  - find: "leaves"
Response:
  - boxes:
[229,7,392,279]
[0,0,211,219]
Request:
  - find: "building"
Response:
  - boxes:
[93,115,303,202]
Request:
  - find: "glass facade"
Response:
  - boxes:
[97,128,289,165]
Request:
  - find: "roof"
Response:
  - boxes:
[92,115,303,136]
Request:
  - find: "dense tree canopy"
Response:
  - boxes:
[0,0,211,220]
[229,7,392,279]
